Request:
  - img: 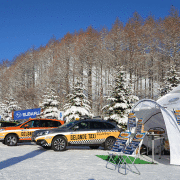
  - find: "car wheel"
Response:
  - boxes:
[52,136,67,151]
[89,146,99,149]
[5,134,18,146]
[104,137,116,150]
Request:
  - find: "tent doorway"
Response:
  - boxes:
[131,99,180,165]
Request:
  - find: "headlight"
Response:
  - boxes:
[37,131,50,137]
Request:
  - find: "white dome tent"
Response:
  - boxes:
[131,96,180,165]
[157,85,180,110]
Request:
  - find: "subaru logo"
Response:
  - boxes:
[15,112,22,118]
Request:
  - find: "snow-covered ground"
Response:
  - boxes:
[0,142,180,180]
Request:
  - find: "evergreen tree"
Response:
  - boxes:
[2,97,21,121]
[64,81,92,122]
[39,88,60,119]
[159,65,180,96]
[0,102,7,120]
[102,69,139,128]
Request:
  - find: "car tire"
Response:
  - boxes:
[5,134,18,146]
[104,137,116,150]
[52,136,67,151]
[89,146,99,149]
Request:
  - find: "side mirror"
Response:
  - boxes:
[73,125,79,131]
[24,124,30,129]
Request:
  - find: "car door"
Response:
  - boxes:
[90,121,119,143]
[69,121,93,144]
[19,120,42,140]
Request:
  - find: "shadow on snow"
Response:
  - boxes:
[0,149,45,170]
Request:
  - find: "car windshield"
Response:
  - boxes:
[15,121,25,126]
[58,121,77,129]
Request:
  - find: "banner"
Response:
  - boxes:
[128,112,136,128]
[57,111,64,120]
[174,110,180,125]
[14,108,41,120]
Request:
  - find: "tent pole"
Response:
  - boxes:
[152,132,154,163]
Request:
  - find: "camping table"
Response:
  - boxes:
[146,132,165,163]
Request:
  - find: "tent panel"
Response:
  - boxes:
[161,109,180,165]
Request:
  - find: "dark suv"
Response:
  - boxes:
[32,118,121,151]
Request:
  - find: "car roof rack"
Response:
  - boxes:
[79,115,90,120]
[93,116,102,119]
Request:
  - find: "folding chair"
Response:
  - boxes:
[106,132,131,170]
[118,132,146,175]
[136,118,144,133]
[174,109,180,125]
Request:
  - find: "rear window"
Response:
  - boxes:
[40,120,61,127]
[104,122,116,129]
[90,121,110,130]
[0,122,16,127]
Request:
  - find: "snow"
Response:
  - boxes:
[109,114,128,124]
[64,106,89,117]
[114,103,128,109]
[0,142,180,180]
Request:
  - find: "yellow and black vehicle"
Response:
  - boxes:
[32,118,121,151]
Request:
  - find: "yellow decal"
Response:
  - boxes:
[137,119,143,123]
[121,133,129,137]
[70,134,97,141]
[97,132,111,136]
[21,131,32,136]
[71,134,87,140]
[136,134,143,138]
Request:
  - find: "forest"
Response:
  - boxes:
[0,7,179,116]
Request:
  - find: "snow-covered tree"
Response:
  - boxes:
[159,65,180,96]
[102,69,139,128]
[2,97,21,121]
[39,88,60,119]
[0,102,7,120]
[64,81,92,122]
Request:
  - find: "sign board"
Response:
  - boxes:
[14,108,41,120]
[57,111,64,120]
[174,110,180,125]
[136,118,143,133]
[128,112,136,128]
[124,133,145,155]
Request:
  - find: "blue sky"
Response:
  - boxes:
[0,0,179,62]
